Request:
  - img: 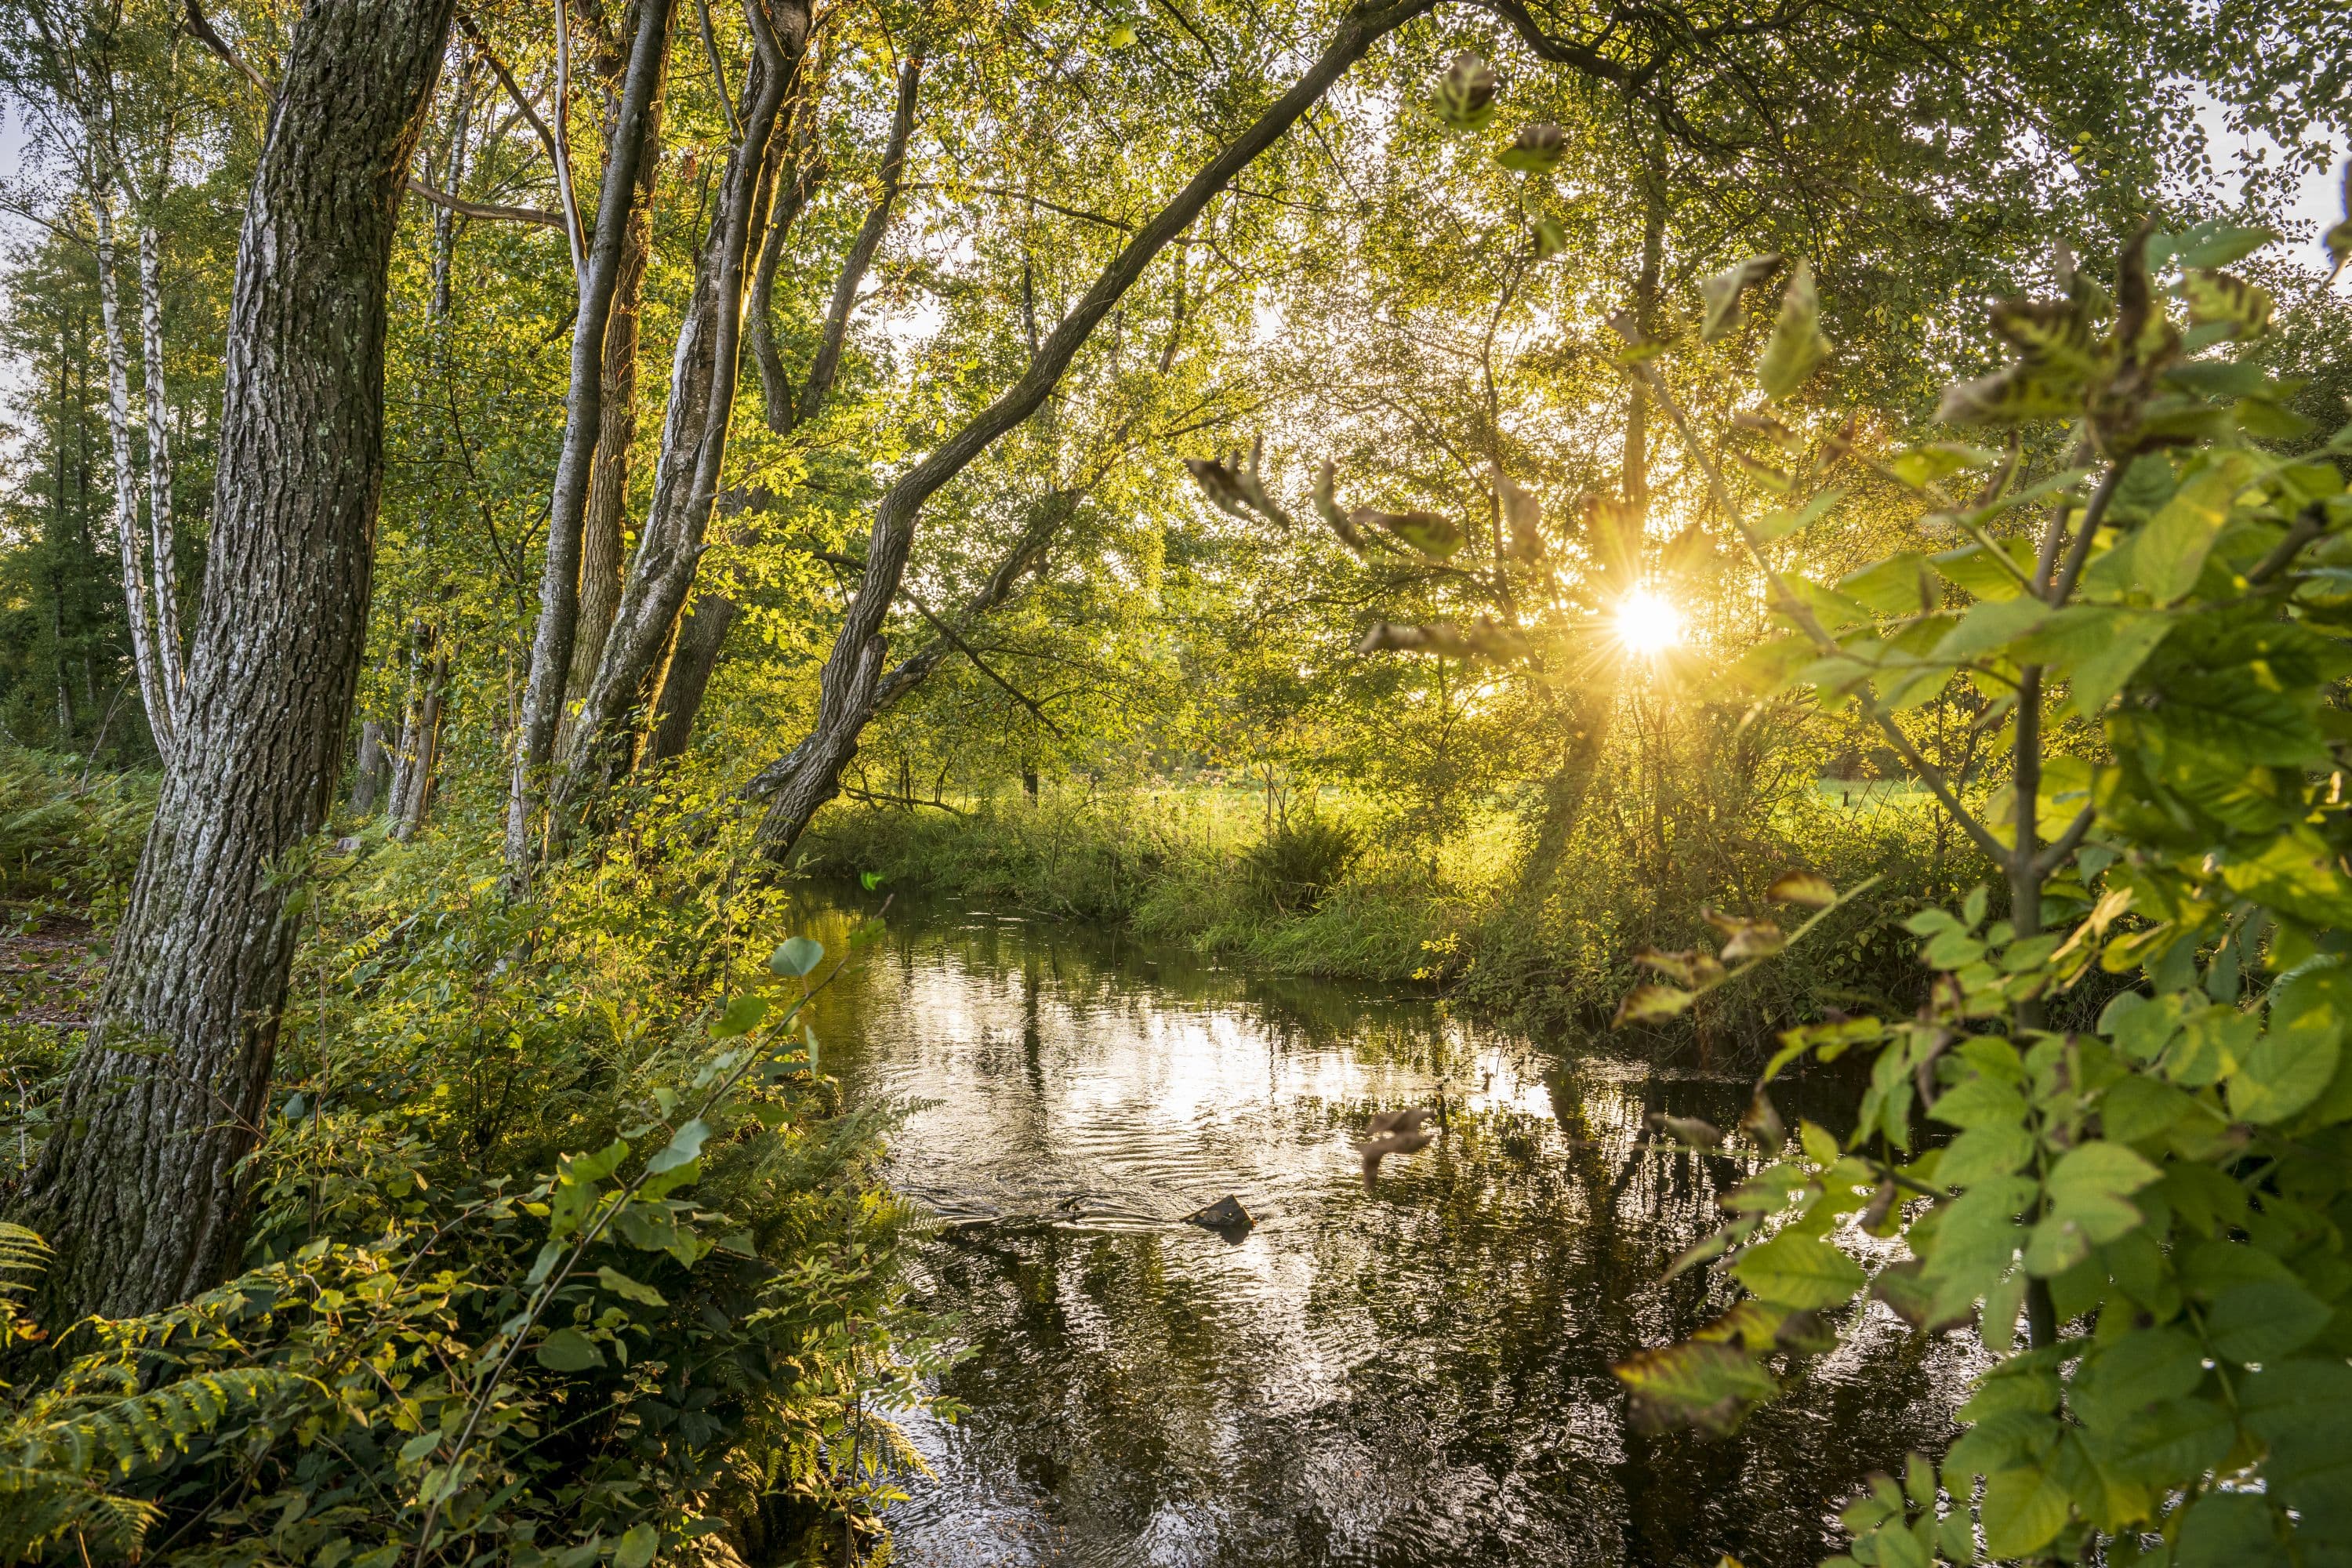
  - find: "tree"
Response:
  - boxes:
[10,0,463,1319]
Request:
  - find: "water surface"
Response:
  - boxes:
[792,894,1976,1568]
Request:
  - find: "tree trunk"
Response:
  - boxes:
[351,718,389,812]
[505,0,677,880]
[564,16,671,730]
[1623,165,1664,514]
[743,0,1437,855]
[394,648,448,840]
[644,591,737,764]
[546,0,808,839]
[138,221,186,724]
[93,191,174,764]
[10,0,459,1323]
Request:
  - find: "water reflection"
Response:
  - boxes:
[790,895,1978,1568]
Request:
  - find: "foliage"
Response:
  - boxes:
[0,747,152,907]
[1599,189,2352,1565]
[0,805,949,1566]
[1242,810,1361,914]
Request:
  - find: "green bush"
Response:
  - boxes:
[0,799,946,1566]
[1241,812,1360,913]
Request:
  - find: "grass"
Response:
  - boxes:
[793,773,1981,1054]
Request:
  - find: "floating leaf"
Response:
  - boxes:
[1700,254,1780,341]
[1431,51,1496,132]
[1766,869,1837,909]
[1614,984,1695,1026]
[1496,121,1564,173]
[1758,259,1828,400]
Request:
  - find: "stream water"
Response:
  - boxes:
[789,891,1978,1568]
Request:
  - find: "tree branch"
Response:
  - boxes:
[182,0,270,98]
[406,176,566,228]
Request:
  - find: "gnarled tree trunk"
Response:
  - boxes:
[11,0,459,1322]
[744,0,1437,855]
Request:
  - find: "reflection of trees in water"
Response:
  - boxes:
[914,1087,1969,1566]
[794,890,1971,1566]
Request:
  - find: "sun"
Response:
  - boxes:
[1613,588,1685,657]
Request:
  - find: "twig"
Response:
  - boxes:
[406,177,566,229]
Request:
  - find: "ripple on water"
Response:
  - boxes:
[789,892,1983,1568]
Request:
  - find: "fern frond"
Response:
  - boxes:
[0,1224,51,1297]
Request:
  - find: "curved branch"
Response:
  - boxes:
[406,176,566,228]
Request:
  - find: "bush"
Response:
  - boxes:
[0,796,946,1566]
[1241,812,1359,913]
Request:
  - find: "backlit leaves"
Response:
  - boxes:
[1431,51,1495,132]
[1496,121,1563,173]
[1700,254,1780,342]
[1758,260,1828,400]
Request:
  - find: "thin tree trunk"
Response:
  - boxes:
[504,0,677,880]
[646,61,918,760]
[394,648,448,840]
[744,0,1437,854]
[93,191,173,764]
[137,220,185,731]
[794,57,919,426]
[11,0,459,1322]
[428,53,475,318]
[564,13,672,728]
[1624,163,1663,514]
[388,619,431,820]
[352,718,389,812]
[546,0,808,840]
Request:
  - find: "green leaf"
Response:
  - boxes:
[1752,487,1845,541]
[1931,597,2050,663]
[1700,254,1780,341]
[1759,259,1828,401]
[1938,1122,2034,1185]
[1495,121,1564,173]
[2009,606,2173,716]
[613,1523,659,1568]
[646,1118,712,1175]
[1733,1230,1866,1308]
[1980,1462,2072,1557]
[2100,1396,2236,1484]
[2045,1140,2161,1210]
[596,1266,668,1307]
[1531,217,1567,261]
[710,994,771,1038]
[769,936,825,978]
[1613,1340,1780,1436]
[2174,1492,2287,1568]
[535,1327,605,1371]
[2132,462,2244,605]
[2206,1278,2332,1364]
[1930,538,2037,601]
[1430,51,1496,132]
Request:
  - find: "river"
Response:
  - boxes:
[789,891,1978,1568]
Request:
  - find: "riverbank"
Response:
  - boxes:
[793,777,1976,1053]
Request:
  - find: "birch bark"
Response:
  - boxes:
[10,0,461,1321]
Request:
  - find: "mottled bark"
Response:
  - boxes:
[10,0,458,1322]
[1623,173,1663,512]
[743,0,1438,855]
[504,0,676,880]
[138,222,186,713]
[546,0,807,838]
[393,647,448,840]
[93,192,174,761]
